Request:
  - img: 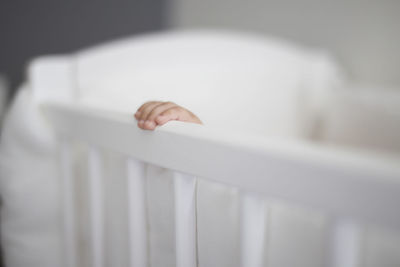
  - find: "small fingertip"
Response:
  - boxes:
[145,120,154,126]
[144,120,156,130]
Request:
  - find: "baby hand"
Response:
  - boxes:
[134,101,202,130]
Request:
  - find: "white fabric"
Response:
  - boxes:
[0,87,62,267]
[1,30,348,267]
[322,85,400,153]
[75,30,343,138]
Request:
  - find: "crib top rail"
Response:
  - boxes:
[42,102,400,231]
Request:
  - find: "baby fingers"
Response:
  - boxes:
[135,101,202,130]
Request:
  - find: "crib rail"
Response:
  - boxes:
[42,102,400,267]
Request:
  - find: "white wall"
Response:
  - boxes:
[168,0,400,87]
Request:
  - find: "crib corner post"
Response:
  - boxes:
[28,55,77,104]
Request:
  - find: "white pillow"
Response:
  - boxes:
[76,30,343,138]
[321,85,400,153]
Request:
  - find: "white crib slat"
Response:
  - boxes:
[327,219,361,267]
[126,158,148,267]
[88,147,104,267]
[240,192,266,267]
[174,172,197,267]
[60,140,77,267]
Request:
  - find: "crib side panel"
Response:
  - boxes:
[43,103,400,230]
[44,103,400,267]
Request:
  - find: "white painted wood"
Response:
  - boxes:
[88,147,104,267]
[43,103,400,231]
[240,192,266,267]
[327,219,361,267]
[60,139,77,267]
[174,172,197,267]
[126,158,148,267]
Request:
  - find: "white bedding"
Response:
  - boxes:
[0,87,62,267]
[1,31,399,267]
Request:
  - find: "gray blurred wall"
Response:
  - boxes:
[169,0,400,87]
[0,0,168,98]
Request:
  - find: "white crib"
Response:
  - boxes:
[2,31,400,267]
[43,100,400,267]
